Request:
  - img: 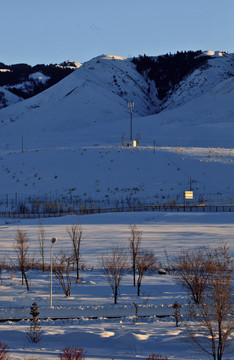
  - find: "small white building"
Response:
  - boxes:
[122,140,137,148]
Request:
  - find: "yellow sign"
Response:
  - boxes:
[184,191,193,199]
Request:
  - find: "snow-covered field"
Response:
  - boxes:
[0,211,233,359]
[0,145,233,211]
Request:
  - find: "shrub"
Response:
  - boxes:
[26,302,42,343]
[59,347,86,360]
[0,342,9,360]
[146,354,168,360]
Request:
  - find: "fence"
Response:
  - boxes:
[0,204,234,219]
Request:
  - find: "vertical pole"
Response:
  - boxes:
[50,243,53,308]
[128,102,134,142]
[50,237,57,308]
[130,109,132,141]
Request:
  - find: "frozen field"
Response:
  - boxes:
[0,211,233,360]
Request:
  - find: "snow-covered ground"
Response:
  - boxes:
[0,211,233,359]
[0,145,233,211]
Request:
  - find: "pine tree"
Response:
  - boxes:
[27,302,42,343]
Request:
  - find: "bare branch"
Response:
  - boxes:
[101,247,128,304]
[67,224,82,282]
[128,224,142,287]
[38,220,45,272]
[14,228,29,291]
[176,244,233,360]
[54,252,73,297]
[136,249,156,296]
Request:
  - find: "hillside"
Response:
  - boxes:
[0,61,80,109]
[0,51,233,209]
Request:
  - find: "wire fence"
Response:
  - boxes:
[0,204,234,219]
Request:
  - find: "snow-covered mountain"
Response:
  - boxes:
[0,86,23,108]
[0,51,233,208]
[0,51,233,148]
[162,51,234,110]
[0,60,81,109]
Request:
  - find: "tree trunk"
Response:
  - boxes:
[23,271,29,291]
[133,261,136,287]
[76,257,79,282]
[137,281,141,296]
[114,286,117,304]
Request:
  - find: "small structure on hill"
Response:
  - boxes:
[122,102,138,148]
[122,140,137,148]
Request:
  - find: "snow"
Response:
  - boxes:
[0,62,234,205]
[0,211,233,359]
[97,54,127,61]
[0,51,233,358]
[0,145,233,210]
[203,50,228,56]
[58,60,82,69]
[29,72,50,84]
[0,87,23,108]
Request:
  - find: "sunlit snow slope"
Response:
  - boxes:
[0,52,233,205]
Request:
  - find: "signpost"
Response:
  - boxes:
[184,191,193,200]
[184,190,193,208]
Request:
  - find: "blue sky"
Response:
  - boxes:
[1,0,234,65]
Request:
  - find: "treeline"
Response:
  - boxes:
[0,62,75,99]
[132,50,211,100]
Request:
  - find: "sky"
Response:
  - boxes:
[1,0,234,66]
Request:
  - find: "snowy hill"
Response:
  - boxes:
[0,51,233,208]
[162,51,234,110]
[0,86,23,109]
[0,55,156,149]
[0,60,80,108]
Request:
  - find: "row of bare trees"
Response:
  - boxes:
[101,225,156,303]
[101,231,233,360]
[175,244,233,360]
[4,223,234,360]
[10,224,156,300]
[9,223,83,294]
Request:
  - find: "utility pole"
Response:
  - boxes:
[128,102,134,141]
[50,237,57,308]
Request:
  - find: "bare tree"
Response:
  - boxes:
[101,247,128,304]
[136,250,156,296]
[38,220,45,272]
[67,224,82,282]
[128,224,142,287]
[14,228,29,291]
[175,247,210,304]
[163,247,171,274]
[54,252,73,297]
[177,244,233,360]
